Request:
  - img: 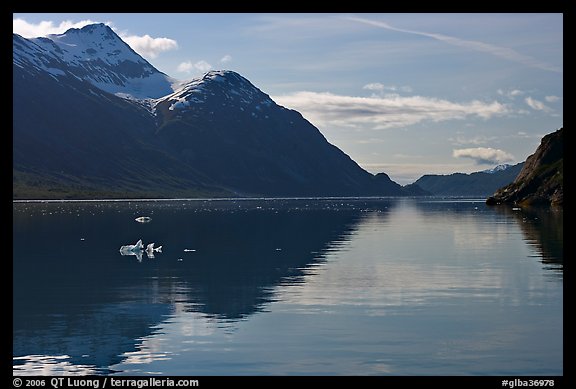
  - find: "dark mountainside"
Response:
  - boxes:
[487,128,563,206]
[411,163,524,196]
[13,24,405,199]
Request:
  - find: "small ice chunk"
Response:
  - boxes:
[144,243,163,258]
[145,243,155,258]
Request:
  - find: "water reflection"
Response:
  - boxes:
[13,199,562,375]
[411,199,563,272]
[13,199,393,374]
[494,206,563,270]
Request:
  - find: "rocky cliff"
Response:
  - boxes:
[486,128,563,206]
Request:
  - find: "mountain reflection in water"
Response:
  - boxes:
[499,206,563,270]
[13,198,562,375]
[13,199,389,373]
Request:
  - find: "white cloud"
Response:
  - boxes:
[177,61,194,73]
[363,83,387,92]
[177,60,212,74]
[220,54,232,64]
[497,89,524,99]
[363,83,412,94]
[274,91,509,130]
[13,18,101,37]
[121,34,178,59]
[13,18,178,60]
[346,16,562,74]
[453,147,515,165]
[525,96,551,112]
[545,95,560,103]
[449,134,498,146]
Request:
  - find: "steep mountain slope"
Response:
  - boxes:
[153,70,405,196]
[412,163,524,196]
[13,60,227,198]
[487,128,563,206]
[13,23,175,99]
[13,25,405,199]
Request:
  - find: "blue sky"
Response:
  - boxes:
[13,13,563,184]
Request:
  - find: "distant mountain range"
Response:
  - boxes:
[408,163,524,196]
[487,128,563,206]
[13,23,407,199]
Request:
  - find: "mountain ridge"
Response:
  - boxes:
[410,163,524,196]
[13,24,406,199]
[14,24,175,99]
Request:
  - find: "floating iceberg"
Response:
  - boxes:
[135,216,152,223]
[120,239,162,261]
[119,239,144,261]
[120,239,144,253]
[145,243,163,258]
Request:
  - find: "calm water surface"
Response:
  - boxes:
[13,198,563,375]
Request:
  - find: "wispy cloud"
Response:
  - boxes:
[121,34,178,59]
[453,147,515,165]
[363,83,412,95]
[545,95,561,103]
[363,83,387,92]
[220,54,232,64]
[449,134,498,146]
[525,96,552,112]
[497,89,525,99]
[274,91,509,130]
[177,60,212,74]
[345,16,562,74]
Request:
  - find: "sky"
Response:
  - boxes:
[13,13,563,184]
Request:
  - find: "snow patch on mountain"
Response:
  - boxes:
[157,70,275,112]
[13,24,175,100]
[482,164,513,174]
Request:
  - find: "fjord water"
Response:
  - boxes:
[13,198,562,375]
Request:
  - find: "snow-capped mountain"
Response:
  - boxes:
[157,70,274,113]
[151,69,406,196]
[13,23,407,199]
[481,164,513,174]
[412,162,524,196]
[13,23,175,99]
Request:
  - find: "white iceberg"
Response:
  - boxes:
[120,239,162,261]
[145,243,163,258]
[145,243,155,258]
[120,239,144,261]
[120,239,144,253]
